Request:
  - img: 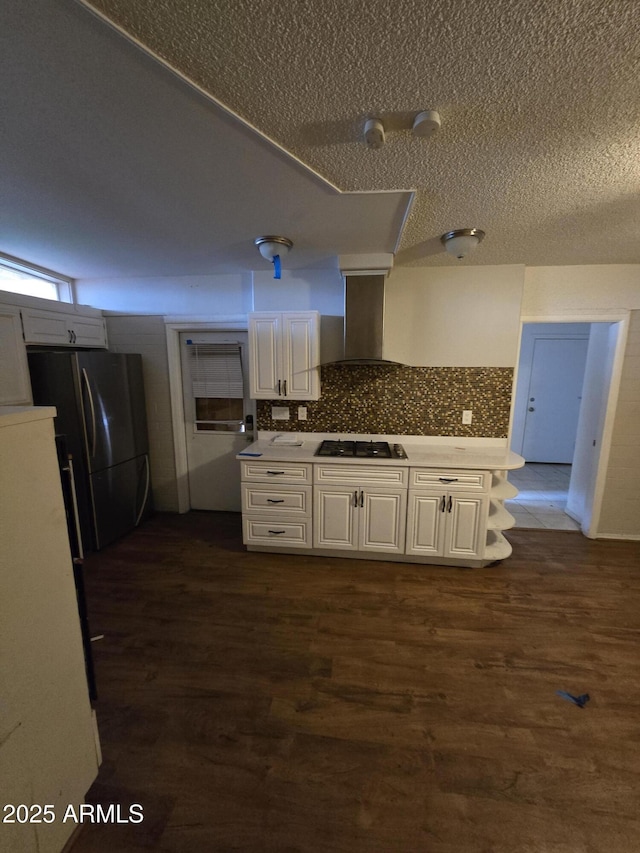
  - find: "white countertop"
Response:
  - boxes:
[237,437,524,471]
[0,405,56,428]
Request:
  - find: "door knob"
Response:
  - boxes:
[528,406,535,411]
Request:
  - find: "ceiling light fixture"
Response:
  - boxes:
[440,228,486,259]
[254,235,293,279]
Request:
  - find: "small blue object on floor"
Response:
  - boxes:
[557,690,590,708]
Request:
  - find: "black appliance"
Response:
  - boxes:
[28,351,152,551]
[315,440,407,459]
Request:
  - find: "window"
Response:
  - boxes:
[186,340,246,432]
[0,253,73,302]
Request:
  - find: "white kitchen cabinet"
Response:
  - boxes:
[406,489,488,559]
[21,305,107,347]
[240,460,313,548]
[313,465,408,555]
[0,306,32,405]
[248,311,320,400]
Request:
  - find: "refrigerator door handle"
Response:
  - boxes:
[135,454,151,527]
[81,367,97,458]
[63,454,85,560]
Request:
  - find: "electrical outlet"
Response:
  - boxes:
[462,410,473,425]
[297,406,308,421]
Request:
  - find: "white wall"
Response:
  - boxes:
[522,265,640,315]
[384,265,525,366]
[598,310,640,538]
[75,273,252,315]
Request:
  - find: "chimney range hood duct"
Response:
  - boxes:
[336,274,403,365]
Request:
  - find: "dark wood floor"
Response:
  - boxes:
[71,511,640,853]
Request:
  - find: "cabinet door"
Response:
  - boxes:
[314,486,358,550]
[22,307,74,345]
[71,315,107,347]
[248,314,281,398]
[0,307,32,405]
[406,492,445,556]
[360,488,407,554]
[281,313,320,399]
[444,494,488,559]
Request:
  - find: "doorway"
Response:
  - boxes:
[180,331,255,511]
[509,319,625,537]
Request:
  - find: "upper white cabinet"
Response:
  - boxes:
[248,311,320,400]
[21,305,107,347]
[0,306,32,405]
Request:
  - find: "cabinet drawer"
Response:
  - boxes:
[409,468,489,492]
[240,461,312,484]
[243,517,311,548]
[314,464,408,487]
[242,484,311,515]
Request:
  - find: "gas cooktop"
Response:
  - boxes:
[315,440,407,459]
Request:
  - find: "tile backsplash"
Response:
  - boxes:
[257,364,513,437]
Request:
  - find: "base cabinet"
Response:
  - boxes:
[406,491,488,559]
[314,485,407,554]
[240,458,519,567]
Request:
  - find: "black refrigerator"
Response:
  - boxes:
[28,351,153,551]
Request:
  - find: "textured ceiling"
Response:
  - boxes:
[81,0,640,267]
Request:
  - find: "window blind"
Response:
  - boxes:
[187,342,244,398]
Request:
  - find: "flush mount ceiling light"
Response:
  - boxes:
[440,228,486,259]
[254,235,293,279]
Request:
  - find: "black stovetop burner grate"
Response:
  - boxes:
[316,440,394,458]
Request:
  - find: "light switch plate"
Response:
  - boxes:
[462,410,473,424]
[297,406,308,420]
[272,406,290,420]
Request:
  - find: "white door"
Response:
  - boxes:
[444,494,487,559]
[522,337,589,462]
[314,486,358,550]
[360,488,407,554]
[406,492,445,556]
[181,332,255,511]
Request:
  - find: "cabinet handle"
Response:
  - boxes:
[268,529,286,535]
[353,490,358,507]
[68,329,73,343]
[73,330,77,343]
[359,490,364,507]
[267,498,285,503]
[277,379,282,396]
[283,379,287,396]
[439,477,458,483]
[447,495,453,513]
[441,495,446,512]
[266,470,285,476]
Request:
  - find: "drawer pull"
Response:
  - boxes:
[353,490,358,507]
[439,477,459,483]
[268,529,286,535]
[267,498,285,503]
[267,470,285,476]
[447,495,453,512]
[441,495,446,512]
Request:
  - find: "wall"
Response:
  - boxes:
[384,265,525,366]
[104,314,178,511]
[257,365,513,437]
[598,310,640,538]
[76,273,252,315]
[522,266,640,315]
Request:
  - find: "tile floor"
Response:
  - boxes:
[505,462,581,531]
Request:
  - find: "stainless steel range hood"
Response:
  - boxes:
[335,273,403,365]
